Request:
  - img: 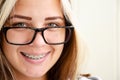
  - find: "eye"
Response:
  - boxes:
[47,23,58,27]
[12,22,27,27]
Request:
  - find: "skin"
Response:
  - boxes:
[2,0,65,80]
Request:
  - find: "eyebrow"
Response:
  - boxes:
[45,16,64,21]
[9,14,32,20]
[9,14,64,21]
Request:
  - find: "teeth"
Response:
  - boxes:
[22,52,46,60]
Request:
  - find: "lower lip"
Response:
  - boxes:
[21,52,50,64]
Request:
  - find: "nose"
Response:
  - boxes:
[30,32,46,47]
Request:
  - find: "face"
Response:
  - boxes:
[2,0,65,80]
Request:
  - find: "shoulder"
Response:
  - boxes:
[77,74,102,80]
[78,76,102,80]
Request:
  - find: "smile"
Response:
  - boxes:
[21,52,48,60]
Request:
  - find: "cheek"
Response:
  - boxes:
[2,39,19,65]
[52,45,64,62]
[56,45,64,55]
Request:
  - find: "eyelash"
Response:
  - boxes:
[47,23,59,27]
[11,22,62,28]
[11,22,28,27]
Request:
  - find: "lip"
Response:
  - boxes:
[20,51,50,64]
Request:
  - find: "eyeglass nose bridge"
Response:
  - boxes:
[31,27,47,44]
[33,28,46,38]
[34,27,46,33]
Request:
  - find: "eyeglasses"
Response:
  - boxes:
[1,26,74,45]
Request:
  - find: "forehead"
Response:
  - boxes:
[10,0,63,18]
[13,0,62,13]
[15,0,61,7]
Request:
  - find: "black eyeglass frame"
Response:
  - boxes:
[1,26,74,45]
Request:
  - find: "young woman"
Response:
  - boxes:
[0,0,101,80]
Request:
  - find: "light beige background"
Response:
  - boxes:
[71,0,120,80]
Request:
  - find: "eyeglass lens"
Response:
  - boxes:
[5,27,68,45]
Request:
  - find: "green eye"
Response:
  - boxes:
[48,23,58,27]
[12,22,27,27]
